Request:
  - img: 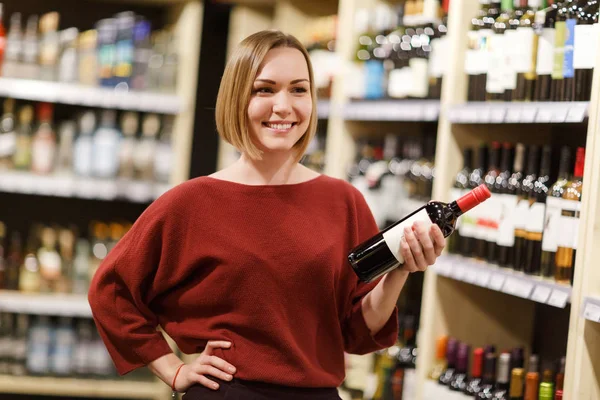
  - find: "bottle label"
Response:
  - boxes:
[542,196,563,252]
[0,132,17,157]
[537,28,556,75]
[486,33,506,94]
[429,36,448,78]
[383,208,432,264]
[465,30,482,74]
[514,27,535,73]
[574,24,598,69]
[503,29,519,90]
[388,67,412,98]
[513,198,531,230]
[557,200,581,249]
[497,194,519,246]
[409,58,429,98]
[553,22,567,80]
[563,19,576,78]
[481,193,501,242]
[525,202,546,233]
[31,138,56,174]
[365,60,385,99]
[450,188,464,233]
[345,62,366,99]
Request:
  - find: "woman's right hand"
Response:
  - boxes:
[173,341,237,392]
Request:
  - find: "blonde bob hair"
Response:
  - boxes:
[215,30,318,162]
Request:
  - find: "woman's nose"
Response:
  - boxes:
[272,92,292,115]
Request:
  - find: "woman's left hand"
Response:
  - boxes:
[400,221,445,273]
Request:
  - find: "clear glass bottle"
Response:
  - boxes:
[0,98,16,169]
[73,111,96,177]
[134,113,159,181]
[3,13,23,78]
[31,102,56,175]
[21,15,40,80]
[55,121,76,175]
[118,111,139,180]
[78,30,98,86]
[154,116,173,183]
[38,12,60,81]
[58,28,79,83]
[92,110,121,179]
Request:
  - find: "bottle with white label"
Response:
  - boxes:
[534,0,558,101]
[524,145,552,275]
[541,146,571,278]
[496,143,519,269]
[154,116,173,184]
[448,148,473,255]
[513,145,538,272]
[37,227,62,293]
[514,0,542,101]
[50,316,75,376]
[92,110,121,179]
[481,142,502,262]
[26,315,52,375]
[0,98,16,169]
[555,146,584,285]
[573,0,599,101]
[469,145,489,259]
[486,0,513,100]
[73,111,97,177]
[31,103,57,175]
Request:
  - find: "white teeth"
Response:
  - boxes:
[267,123,292,130]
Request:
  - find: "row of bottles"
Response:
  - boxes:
[302,15,339,99]
[0,6,178,92]
[427,336,565,399]
[467,0,599,102]
[0,100,173,183]
[348,0,449,100]
[448,142,584,285]
[0,220,131,295]
[348,132,436,228]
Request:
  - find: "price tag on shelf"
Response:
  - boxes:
[506,108,521,123]
[583,302,600,323]
[452,264,467,281]
[423,104,439,121]
[465,267,478,284]
[551,108,568,123]
[502,277,534,299]
[535,108,553,123]
[490,107,506,123]
[548,289,570,308]
[520,108,537,123]
[565,104,587,122]
[475,269,491,287]
[477,107,491,123]
[583,302,600,322]
[488,273,506,291]
[531,285,552,303]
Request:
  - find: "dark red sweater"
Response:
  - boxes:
[88,175,398,388]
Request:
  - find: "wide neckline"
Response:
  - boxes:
[203,174,325,189]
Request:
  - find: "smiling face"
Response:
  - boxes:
[247,47,313,158]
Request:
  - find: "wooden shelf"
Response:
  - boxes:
[582,296,600,324]
[0,375,164,398]
[448,101,589,124]
[342,100,440,122]
[0,78,183,114]
[0,291,92,318]
[435,255,572,308]
[0,171,170,203]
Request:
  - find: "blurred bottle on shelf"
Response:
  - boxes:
[0,98,16,169]
[30,102,56,175]
[38,12,60,82]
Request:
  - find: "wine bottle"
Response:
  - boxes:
[540,146,571,278]
[562,0,585,101]
[514,0,542,101]
[467,0,492,101]
[428,335,449,380]
[555,389,564,399]
[464,347,485,396]
[551,0,569,100]
[348,185,491,283]
[555,146,584,284]
[509,368,525,400]
[449,342,470,391]
[439,338,458,385]
[448,148,473,255]
[524,145,552,275]
[480,141,501,262]
[497,143,525,268]
[477,351,498,398]
[524,355,539,400]
[573,0,599,101]
[534,0,559,101]
[514,145,539,272]
[491,352,511,399]
[490,142,512,262]
[487,0,514,100]
[467,145,489,258]
[538,369,555,400]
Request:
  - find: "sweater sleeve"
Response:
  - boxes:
[88,191,189,375]
[341,187,399,355]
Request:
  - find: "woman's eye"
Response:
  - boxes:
[254,87,273,94]
[292,87,308,93]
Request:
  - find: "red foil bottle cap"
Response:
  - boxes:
[456,184,491,213]
[555,390,563,400]
[574,147,585,178]
[472,347,484,378]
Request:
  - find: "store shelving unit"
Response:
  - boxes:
[0,0,203,398]
[447,101,589,124]
[342,100,440,122]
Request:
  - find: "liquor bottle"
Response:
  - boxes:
[497,143,524,268]
[491,352,511,398]
[113,12,135,89]
[555,356,565,390]
[428,335,449,380]
[540,146,571,277]
[37,227,62,293]
[160,30,178,93]
[509,347,525,375]
[486,0,514,100]
[573,0,599,101]
[31,102,57,175]
[449,342,470,391]
[348,185,491,282]
[514,145,539,272]
[6,231,22,290]
[534,0,559,101]
[55,122,76,175]
[50,316,75,376]
[464,145,488,258]
[21,15,40,80]
[509,368,525,399]
[132,20,152,91]
[118,111,139,180]
[466,0,490,101]
[58,28,79,83]
[464,347,485,396]
[73,318,93,377]
[514,0,543,101]
[3,13,22,79]
[524,145,552,275]
[439,338,458,385]
[0,312,11,374]
[524,355,539,400]
[38,12,60,82]
[476,351,498,398]
[555,389,563,399]
[78,30,98,87]
[73,111,96,177]
[396,315,418,399]
[72,239,91,295]
[482,141,502,262]
[562,0,583,101]
[448,148,473,254]
[154,116,173,184]
[134,113,160,181]
[97,19,117,87]
[12,105,33,170]
[538,369,555,400]
[0,98,16,169]
[555,146,584,284]
[19,231,41,294]
[26,315,52,375]
[428,0,449,99]
[11,313,29,376]
[92,110,121,179]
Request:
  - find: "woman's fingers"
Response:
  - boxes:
[196,373,221,390]
[431,224,446,256]
[403,226,427,270]
[401,229,419,272]
[413,222,437,265]
[204,341,232,355]
[194,364,234,382]
[204,355,236,374]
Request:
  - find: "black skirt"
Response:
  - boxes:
[182,376,342,400]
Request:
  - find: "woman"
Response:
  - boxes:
[88,30,445,399]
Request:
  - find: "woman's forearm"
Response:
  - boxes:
[361,268,409,336]
[147,353,184,388]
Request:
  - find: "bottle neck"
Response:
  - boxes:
[557,147,572,179]
[539,146,552,177]
[574,147,585,179]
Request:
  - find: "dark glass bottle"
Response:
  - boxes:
[524,145,552,275]
[477,351,498,399]
[449,342,470,391]
[541,146,572,277]
[497,143,526,268]
[573,0,599,101]
[448,148,473,255]
[439,338,458,385]
[483,141,503,263]
[348,185,491,283]
[535,0,560,101]
[514,145,539,272]
[464,347,485,396]
[468,145,489,259]
[491,352,512,399]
